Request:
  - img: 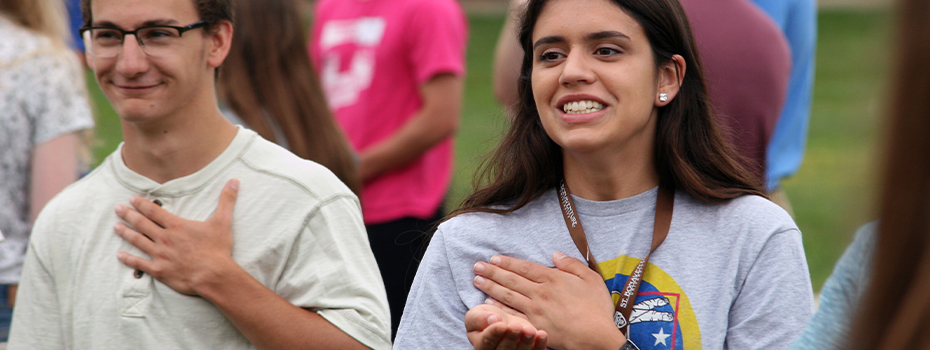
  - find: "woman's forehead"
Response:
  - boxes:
[532,0,646,45]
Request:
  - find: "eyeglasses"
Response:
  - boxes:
[80,21,207,58]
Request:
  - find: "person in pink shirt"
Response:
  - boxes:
[309,0,467,338]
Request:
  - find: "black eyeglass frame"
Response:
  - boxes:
[79,20,208,54]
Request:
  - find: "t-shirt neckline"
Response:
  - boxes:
[568,186,660,218]
[110,126,255,197]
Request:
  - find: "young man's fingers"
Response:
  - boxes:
[116,251,154,274]
[210,179,239,226]
[116,205,164,240]
[489,255,550,283]
[113,222,157,253]
[128,196,171,229]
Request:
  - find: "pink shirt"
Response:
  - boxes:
[310,0,467,224]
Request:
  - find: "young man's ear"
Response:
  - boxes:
[655,54,686,107]
[206,20,234,69]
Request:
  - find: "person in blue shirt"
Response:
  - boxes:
[751,0,818,213]
[65,0,84,52]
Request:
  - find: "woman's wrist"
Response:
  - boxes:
[567,325,627,350]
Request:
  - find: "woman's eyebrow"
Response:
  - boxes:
[533,31,631,50]
[533,35,565,50]
[587,31,630,41]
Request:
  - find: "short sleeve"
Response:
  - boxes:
[394,226,473,350]
[23,51,94,145]
[726,228,814,350]
[405,0,468,85]
[7,210,67,349]
[789,223,875,350]
[274,195,392,350]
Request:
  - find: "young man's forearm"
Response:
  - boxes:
[195,259,370,350]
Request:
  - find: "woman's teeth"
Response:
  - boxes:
[562,100,605,114]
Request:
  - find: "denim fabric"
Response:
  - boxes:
[0,285,11,342]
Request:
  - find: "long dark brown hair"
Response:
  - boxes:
[848,0,930,347]
[456,0,763,216]
[217,0,359,194]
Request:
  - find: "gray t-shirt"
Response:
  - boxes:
[395,188,813,349]
[789,222,875,350]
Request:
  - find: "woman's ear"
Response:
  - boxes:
[655,54,686,107]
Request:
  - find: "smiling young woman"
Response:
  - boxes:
[392,0,812,349]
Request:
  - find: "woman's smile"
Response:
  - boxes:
[532,0,661,155]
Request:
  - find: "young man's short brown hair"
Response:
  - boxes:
[79,0,234,30]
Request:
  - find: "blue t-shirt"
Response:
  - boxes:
[751,0,818,190]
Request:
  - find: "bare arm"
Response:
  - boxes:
[10,132,84,305]
[197,259,370,350]
[114,180,370,350]
[492,0,528,112]
[358,73,462,183]
[30,132,81,223]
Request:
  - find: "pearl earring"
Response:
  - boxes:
[659,93,668,102]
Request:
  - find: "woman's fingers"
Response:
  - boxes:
[474,261,539,297]
[489,255,551,283]
[474,272,532,312]
[553,251,601,280]
[485,298,529,320]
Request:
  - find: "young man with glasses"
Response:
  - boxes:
[7,0,390,349]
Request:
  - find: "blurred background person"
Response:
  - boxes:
[790,0,930,347]
[0,0,94,343]
[491,0,526,115]
[752,0,818,215]
[64,0,86,66]
[679,0,792,188]
[309,0,467,338]
[847,0,930,344]
[218,0,360,194]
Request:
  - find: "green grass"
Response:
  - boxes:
[781,8,893,289]
[86,8,894,292]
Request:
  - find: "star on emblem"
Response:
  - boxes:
[653,327,671,346]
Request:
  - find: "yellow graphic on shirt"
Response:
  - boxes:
[599,255,701,349]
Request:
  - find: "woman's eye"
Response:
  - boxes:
[539,51,564,62]
[595,47,621,56]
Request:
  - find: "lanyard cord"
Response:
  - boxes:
[557,181,674,337]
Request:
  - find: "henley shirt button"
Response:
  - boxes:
[133,269,144,279]
[152,199,163,207]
